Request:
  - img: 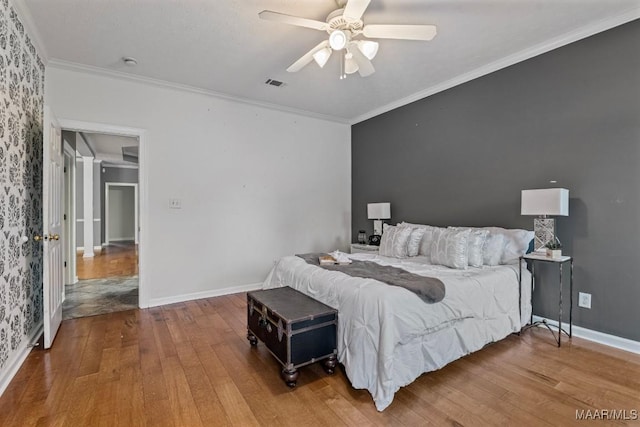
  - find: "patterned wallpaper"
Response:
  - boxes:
[0,0,44,371]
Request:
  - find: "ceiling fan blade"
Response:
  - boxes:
[259,10,328,31]
[348,43,375,77]
[287,41,331,72]
[363,24,437,40]
[343,0,371,22]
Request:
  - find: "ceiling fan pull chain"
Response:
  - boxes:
[340,52,346,80]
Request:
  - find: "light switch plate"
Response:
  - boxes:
[169,198,181,209]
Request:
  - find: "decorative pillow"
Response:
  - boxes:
[398,221,428,229]
[406,227,426,257]
[430,228,471,269]
[379,225,412,258]
[418,226,442,258]
[482,227,534,264]
[482,233,505,266]
[449,227,489,268]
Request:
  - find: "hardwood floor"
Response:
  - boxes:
[77,242,138,279]
[2,293,639,426]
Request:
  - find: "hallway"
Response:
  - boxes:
[77,241,138,280]
[63,242,139,319]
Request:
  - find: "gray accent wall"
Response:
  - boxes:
[62,130,76,152]
[352,21,640,341]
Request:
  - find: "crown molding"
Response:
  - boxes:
[47,59,350,125]
[10,0,49,63]
[350,7,640,125]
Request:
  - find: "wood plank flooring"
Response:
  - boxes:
[2,292,639,426]
[77,242,138,280]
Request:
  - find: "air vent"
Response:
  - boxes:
[265,78,285,87]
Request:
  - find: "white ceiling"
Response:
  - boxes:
[81,132,139,167]
[17,0,640,123]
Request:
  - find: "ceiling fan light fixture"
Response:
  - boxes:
[329,30,348,50]
[357,40,379,60]
[259,2,437,78]
[312,47,332,68]
[345,56,359,74]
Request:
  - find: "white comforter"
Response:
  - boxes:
[263,253,532,411]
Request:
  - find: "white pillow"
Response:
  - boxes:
[396,222,427,257]
[379,225,412,258]
[449,227,489,268]
[398,221,428,229]
[430,228,471,269]
[396,222,441,258]
[406,227,426,257]
[419,226,443,258]
[482,233,505,266]
[482,227,534,264]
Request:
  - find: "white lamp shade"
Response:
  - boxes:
[344,55,358,74]
[357,40,379,60]
[312,47,332,68]
[367,202,391,220]
[521,188,569,216]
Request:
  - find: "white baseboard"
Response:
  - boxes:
[145,282,263,308]
[0,322,43,398]
[76,246,103,253]
[532,315,640,355]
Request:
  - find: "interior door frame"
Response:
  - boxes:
[63,141,77,285]
[57,119,148,308]
[105,182,139,245]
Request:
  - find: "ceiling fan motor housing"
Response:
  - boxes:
[326,8,363,34]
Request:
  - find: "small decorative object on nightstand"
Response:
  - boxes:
[545,237,563,258]
[350,243,380,254]
[357,230,367,244]
[519,253,573,347]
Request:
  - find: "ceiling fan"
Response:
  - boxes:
[259,0,437,79]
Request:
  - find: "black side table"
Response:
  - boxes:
[519,253,573,347]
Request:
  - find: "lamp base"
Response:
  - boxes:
[373,219,383,236]
[533,218,555,251]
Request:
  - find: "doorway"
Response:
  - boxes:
[57,120,146,319]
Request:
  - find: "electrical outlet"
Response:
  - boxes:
[578,292,591,309]
[169,198,182,209]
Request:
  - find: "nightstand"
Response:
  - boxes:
[519,253,573,347]
[350,243,379,254]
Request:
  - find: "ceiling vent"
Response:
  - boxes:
[265,78,285,87]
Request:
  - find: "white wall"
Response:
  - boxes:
[45,66,351,307]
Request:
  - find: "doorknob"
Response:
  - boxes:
[48,234,60,241]
[34,235,43,242]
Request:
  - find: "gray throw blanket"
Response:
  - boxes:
[296,253,445,303]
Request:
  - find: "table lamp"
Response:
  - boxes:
[521,188,569,252]
[367,202,391,243]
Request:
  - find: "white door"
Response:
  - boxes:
[42,106,64,349]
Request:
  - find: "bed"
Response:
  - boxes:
[262,225,533,411]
